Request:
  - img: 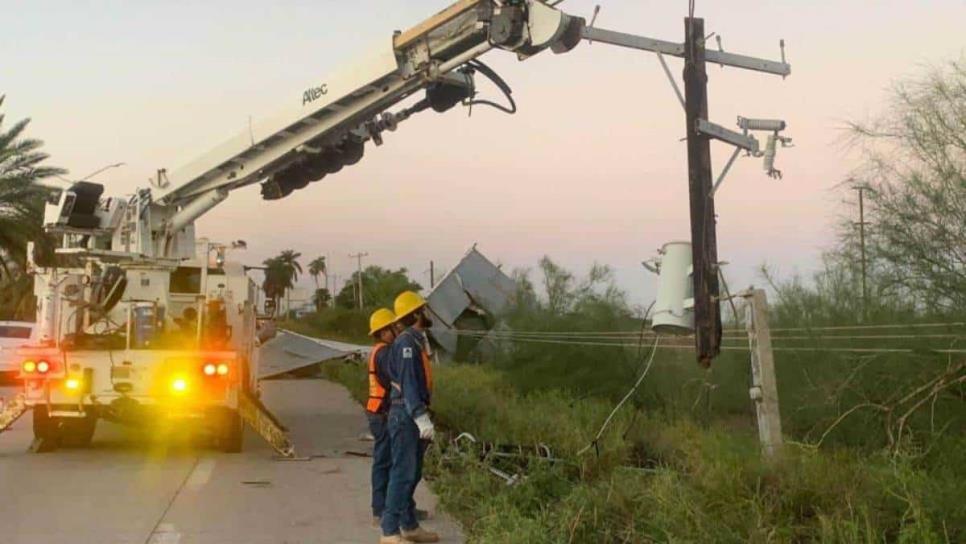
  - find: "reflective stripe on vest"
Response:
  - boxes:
[366,343,389,413]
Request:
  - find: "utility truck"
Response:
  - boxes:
[0,0,790,453]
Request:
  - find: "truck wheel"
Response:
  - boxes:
[60,412,97,448]
[219,409,243,453]
[31,405,60,452]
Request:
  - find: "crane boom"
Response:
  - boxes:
[39,0,789,266]
[153,0,581,207]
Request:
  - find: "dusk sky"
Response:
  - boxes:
[3,0,964,307]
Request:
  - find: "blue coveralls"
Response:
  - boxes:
[380,327,431,537]
[367,342,393,518]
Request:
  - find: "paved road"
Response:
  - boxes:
[0,379,463,544]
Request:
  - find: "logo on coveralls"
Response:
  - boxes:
[403,347,413,359]
[302,83,328,105]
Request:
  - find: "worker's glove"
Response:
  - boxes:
[414,413,435,441]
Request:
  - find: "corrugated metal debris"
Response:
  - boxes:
[258,330,367,379]
[426,246,516,361]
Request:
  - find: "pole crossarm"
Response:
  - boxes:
[696,119,759,153]
[582,26,791,77]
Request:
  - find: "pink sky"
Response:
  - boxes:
[3,0,964,306]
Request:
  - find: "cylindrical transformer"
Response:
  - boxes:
[648,241,695,335]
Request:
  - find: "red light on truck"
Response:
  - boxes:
[37,360,51,374]
[22,360,37,373]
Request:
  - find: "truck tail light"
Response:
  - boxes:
[201,362,230,377]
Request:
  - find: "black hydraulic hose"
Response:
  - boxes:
[463,59,517,115]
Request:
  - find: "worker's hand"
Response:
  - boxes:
[414,413,435,441]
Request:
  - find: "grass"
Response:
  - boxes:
[304,257,964,542]
[322,359,964,543]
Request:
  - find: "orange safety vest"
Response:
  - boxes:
[366,343,389,413]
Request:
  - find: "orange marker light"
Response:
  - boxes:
[65,378,81,390]
[22,360,37,373]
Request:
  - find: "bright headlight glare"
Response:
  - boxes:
[36,360,51,373]
[65,378,81,390]
[216,363,229,376]
[203,363,217,376]
[171,377,188,393]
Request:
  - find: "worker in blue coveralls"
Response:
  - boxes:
[378,291,438,544]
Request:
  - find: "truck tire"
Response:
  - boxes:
[31,405,60,452]
[218,409,243,453]
[59,412,97,448]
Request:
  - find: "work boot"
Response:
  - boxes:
[379,534,404,544]
[401,526,440,543]
[372,515,381,528]
[415,508,430,521]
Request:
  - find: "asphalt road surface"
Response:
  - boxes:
[0,379,463,544]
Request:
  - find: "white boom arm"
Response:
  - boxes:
[153,0,583,207]
[41,0,789,261]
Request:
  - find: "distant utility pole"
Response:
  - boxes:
[430,260,435,288]
[349,252,368,309]
[853,184,870,319]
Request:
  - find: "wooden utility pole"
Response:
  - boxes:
[683,17,722,367]
[744,288,783,459]
[853,185,869,319]
[430,260,435,288]
[349,252,368,309]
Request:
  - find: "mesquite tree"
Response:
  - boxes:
[848,59,966,314]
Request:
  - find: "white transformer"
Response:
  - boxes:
[644,241,695,335]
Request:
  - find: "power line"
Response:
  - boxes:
[443,333,966,355]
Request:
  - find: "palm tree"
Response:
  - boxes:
[0,95,65,319]
[261,257,291,316]
[308,256,327,290]
[268,250,301,317]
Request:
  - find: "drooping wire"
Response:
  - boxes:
[577,336,662,457]
[462,59,517,115]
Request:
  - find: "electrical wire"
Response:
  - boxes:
[463,59,517,114]
[577,337,661,457]
[445,333,966,355]
[448,329,964,342]
[443,321,965,337]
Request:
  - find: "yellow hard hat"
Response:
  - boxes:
[369,308,397,336]
[393,291,426,322]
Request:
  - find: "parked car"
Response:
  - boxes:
[0,321,34,381]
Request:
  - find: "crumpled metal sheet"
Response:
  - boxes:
[426,247,516,357]
[258,329,368,379]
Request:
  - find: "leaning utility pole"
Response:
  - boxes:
[349,252,368,309]
[683,17,721,367]
[583,12,791,367]
[743,288,783,459]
